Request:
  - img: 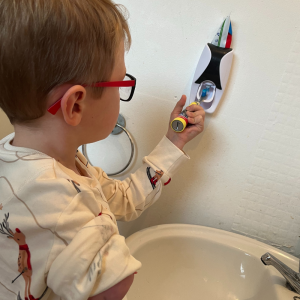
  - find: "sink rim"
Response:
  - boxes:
[125,224,299,299]
[126,224,298,270]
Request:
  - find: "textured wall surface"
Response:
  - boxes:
[232,33,300,256]
[86,0,300,257]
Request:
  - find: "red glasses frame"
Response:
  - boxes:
[47,73,136,115]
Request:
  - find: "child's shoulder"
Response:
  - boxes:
[0,133,55,177]
[0,133,80,204]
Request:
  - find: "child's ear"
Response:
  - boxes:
[60,85,86,126]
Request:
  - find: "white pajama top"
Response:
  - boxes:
[0,133,189,300]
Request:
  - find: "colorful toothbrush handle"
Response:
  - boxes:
[170,101,200,132]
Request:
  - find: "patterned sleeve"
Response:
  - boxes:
[47,211,142,300]
[92,136,190,221]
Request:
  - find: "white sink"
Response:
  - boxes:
[125,224,299,300]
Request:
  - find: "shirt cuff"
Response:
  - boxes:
[142,135,190,185]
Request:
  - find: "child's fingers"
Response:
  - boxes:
[186,104,204,113]
[186,110,197,118]
[186,109,205,121]
[186,104,199,111]
[186,104,203,112]
[188,115,204,125]
[170,95,187,118]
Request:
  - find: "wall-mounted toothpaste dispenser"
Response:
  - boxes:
[171,16,234,132]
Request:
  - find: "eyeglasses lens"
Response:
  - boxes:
[119,75,132,101]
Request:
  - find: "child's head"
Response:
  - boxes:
[0,0,131,132]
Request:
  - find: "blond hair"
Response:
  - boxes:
[0,0,131,124]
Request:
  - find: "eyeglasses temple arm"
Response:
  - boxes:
[47,98,62,115]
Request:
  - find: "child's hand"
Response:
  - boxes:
[88,273,135,300]
[166,95,205,150]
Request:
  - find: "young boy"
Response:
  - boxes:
[0,1,205,300]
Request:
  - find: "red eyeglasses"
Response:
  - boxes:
[47,73,136,115]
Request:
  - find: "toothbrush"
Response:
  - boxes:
[171,82,216,132]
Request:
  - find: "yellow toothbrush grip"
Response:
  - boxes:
[170,102,200,132]
[171,117,187,133]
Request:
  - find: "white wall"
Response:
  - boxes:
[87,0,300,257]
[0,110,13,139]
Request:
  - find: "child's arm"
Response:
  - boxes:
[92,134,188,221]
[88,273,134,300]
[47,205,141,300]
[84,95,205,222]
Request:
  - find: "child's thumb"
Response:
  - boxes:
[171,95,187,117]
